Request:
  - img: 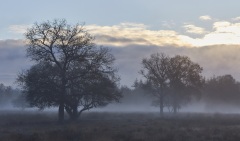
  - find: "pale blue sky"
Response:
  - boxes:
[1,0,240,39]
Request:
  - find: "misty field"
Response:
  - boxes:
[1,111,240,141]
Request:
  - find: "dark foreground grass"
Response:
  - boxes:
[1,111,240,141]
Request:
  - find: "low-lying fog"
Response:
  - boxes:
[1,82,240,114]
[2,100,240,114]
[93,102,240,114]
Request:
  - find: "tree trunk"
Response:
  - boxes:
[173,96,178,114]
[65,104,79,121]
[160,97,164,117]
[173,105,177,114]
[71,106,78,121]
[59,74,66,122]
[173,90,178,114]
[58,102,64,122]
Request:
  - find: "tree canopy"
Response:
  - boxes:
[18,19,121,121]
[203,75,240,108]
[140,53,203,115]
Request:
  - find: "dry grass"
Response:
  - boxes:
[1,110,240,141]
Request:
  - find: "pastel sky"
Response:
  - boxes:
[1,0,240,86]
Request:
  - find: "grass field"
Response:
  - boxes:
[1,110,240,141]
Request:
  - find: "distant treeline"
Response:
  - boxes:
[0,84,23,108]
[2,73,240,113]
[120,74,240,113]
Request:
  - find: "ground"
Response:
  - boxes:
[1,110,240,141]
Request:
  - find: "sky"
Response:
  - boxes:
[1,0,240,86]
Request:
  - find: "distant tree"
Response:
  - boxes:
[167,55,203,113]
[0,84,12,105]
[0,83,21,107]
[119,82,154,109]
[140,53,169,116]
[139,53,203,115]
[203,75,240,107]
[12,93,29,109]
[18,19,121,121]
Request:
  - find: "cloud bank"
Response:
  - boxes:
[84,18,240,47]
[86,23,191,47]
[3,16,240,86]
[1,39,240,87]
[8,16,240,47]
[110,45,240,86]
[0,40,31,86]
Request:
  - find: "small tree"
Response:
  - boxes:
[0,84,13,106]
[167,55,203,113]
[19,19,121,121]
[140,53,169,116]
[140,53,203,115]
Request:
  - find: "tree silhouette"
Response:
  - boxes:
[18,19,121,121]
[0,83,17,107]
[140,53,169,117]
[140,53,203,115]
[203,74,240,108]
[167,55,203,113]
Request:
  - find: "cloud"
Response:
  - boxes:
[199,15,212,21]
[8,24,31,34]
[86,21,240,47]
[185,21,240,46]
[0,39,31,86]
[86,23,192,47]
[232,17,240,21]
[10,17,240,48]
[1,39,240,88]
[183,24,207,34]
[109,45,240,86]
[213,21,240,34]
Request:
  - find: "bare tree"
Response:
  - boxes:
[20,19,121,121]
[140,53,203,115]
[167,55,203,113]
[140,53,169,116]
